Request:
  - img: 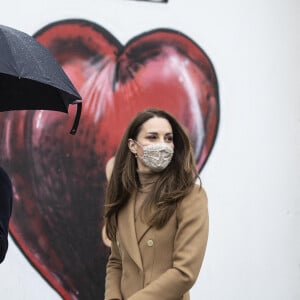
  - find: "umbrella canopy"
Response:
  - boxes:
[0,24,82,134]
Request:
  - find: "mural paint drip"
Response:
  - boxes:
[0,19,219,299]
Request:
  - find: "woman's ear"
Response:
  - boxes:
[128,139,137,154]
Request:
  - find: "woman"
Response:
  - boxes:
[104,108,209,300]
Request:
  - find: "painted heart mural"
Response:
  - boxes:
[0,19,219,299]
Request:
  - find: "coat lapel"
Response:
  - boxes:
[135,214,152,244]
[118,192,143,270]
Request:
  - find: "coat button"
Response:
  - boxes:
[147,239,154,247]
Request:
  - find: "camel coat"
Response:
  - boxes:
[105,184,209,300]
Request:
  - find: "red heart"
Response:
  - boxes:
[0,20,219,299]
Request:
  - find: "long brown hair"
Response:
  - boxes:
[105,108,199,241]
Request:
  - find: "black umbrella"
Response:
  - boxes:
[0,24,82,134]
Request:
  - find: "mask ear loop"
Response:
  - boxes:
[134,140,143,147]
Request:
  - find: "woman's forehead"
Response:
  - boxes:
[140,117,173,134]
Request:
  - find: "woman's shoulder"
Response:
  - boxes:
[190,183,207,200]
[177,183,208,210]
[175,183,208,221]
[105,156,115,181]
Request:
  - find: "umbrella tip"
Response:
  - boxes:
[70,128,77,135]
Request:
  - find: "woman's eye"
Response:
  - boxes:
[166,136,173,142]
[147,135,157,140]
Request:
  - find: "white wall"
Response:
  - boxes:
[0,0,299,299]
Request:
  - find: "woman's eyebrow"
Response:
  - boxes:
[145,131,173,135]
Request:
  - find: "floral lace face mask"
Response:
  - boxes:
[135,141,174,172]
